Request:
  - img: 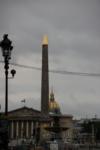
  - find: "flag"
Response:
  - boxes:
[21,99,26,103]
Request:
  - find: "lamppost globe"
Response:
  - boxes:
[0,34,13,58]
[11,69,16,77]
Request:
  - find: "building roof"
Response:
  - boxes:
[7,106,51,122]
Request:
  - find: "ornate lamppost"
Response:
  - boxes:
[0,34,16,149]
[0,34,16,116]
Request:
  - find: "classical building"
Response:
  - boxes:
[7,106,51,143]
[7,91,73,144]
[48,90,73,141]
[7,108,73,143]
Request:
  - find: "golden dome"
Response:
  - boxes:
[49,90,61,114]
[49,101,60,110]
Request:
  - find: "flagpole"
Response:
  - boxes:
[21,99,26,107]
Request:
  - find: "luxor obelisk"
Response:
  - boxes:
[41,35,49,114]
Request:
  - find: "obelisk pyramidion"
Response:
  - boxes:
[41,35,49,114]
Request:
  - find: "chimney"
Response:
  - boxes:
[41,35,49,114]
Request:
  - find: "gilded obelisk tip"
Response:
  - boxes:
[42,35,48,45]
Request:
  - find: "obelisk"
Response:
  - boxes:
[41,35,49,114]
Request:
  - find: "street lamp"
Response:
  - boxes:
[0,34,16,150]
[0,34,16,115]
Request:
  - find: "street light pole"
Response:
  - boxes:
[0,34,16,149]
[5,56,9,116]
[0,34,14,116]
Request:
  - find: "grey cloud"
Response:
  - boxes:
[0,0,100,118]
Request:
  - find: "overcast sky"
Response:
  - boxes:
[0,0,100,119]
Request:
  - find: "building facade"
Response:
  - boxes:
[7,106,51,146]
[7,106,73,145]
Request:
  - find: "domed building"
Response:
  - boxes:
[49,90,61,115]
[46,91,73,142]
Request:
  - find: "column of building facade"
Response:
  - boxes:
[26,121,29,138]
[31,121,34,137]
[21,121,24,138]
[36,121,38,138]
[11,120,14,139]
[18,121,21,138]
[33,122,36,138]
[16,121,18,138]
